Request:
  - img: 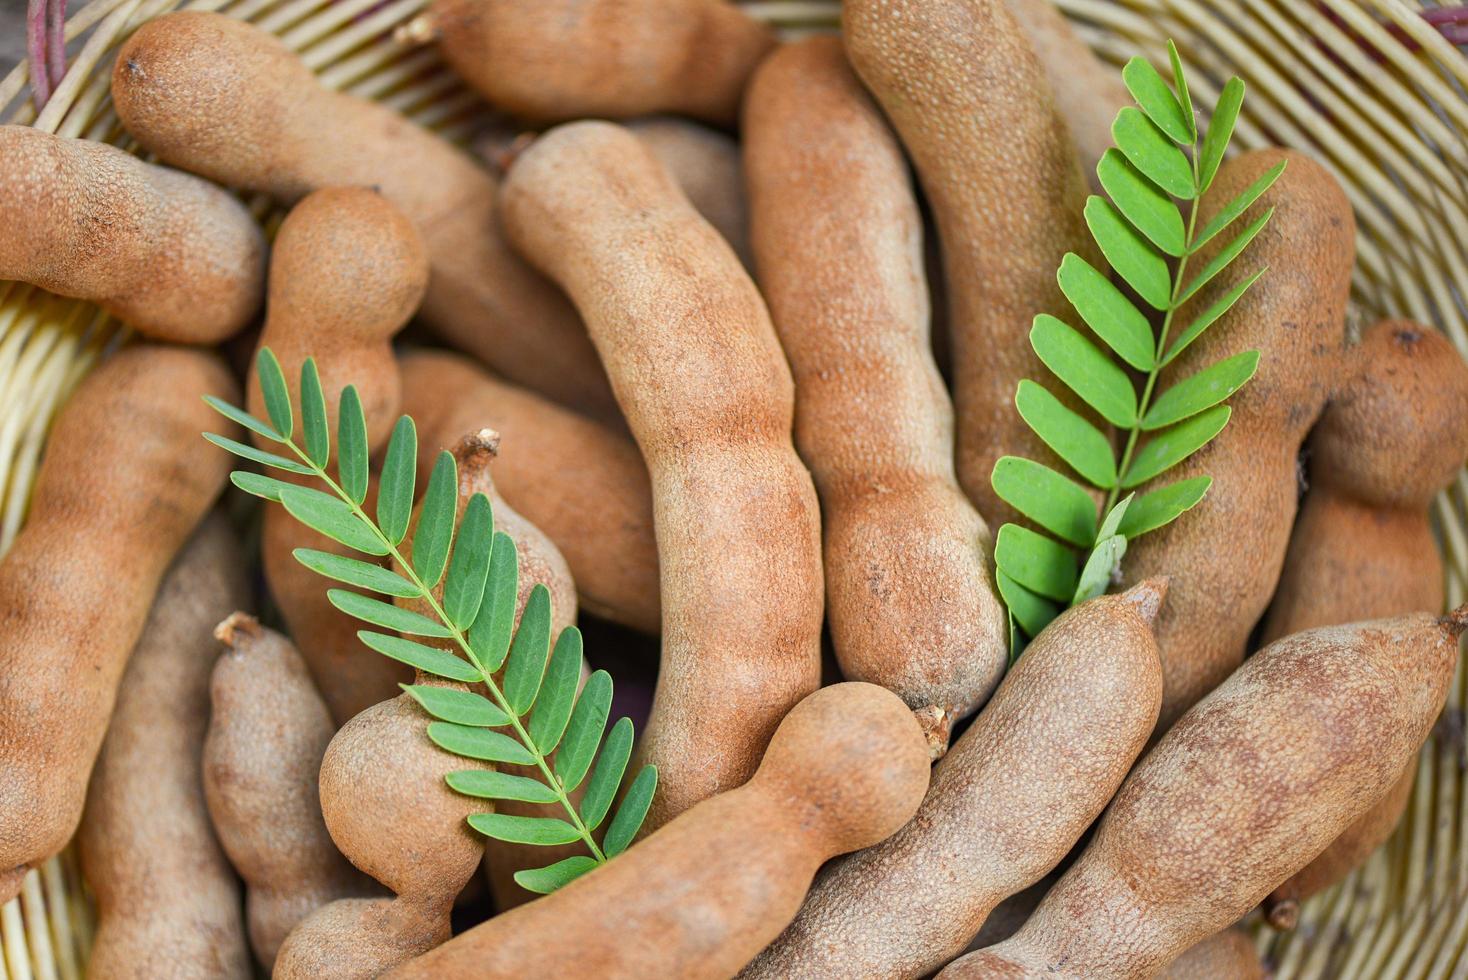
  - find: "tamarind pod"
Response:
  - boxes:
[743,581,1165,979]
[79,514,253,979]
[273,679,492,979]
[1120,148,1354,729]
[499,120,824,830]
[628,117,750,268]
[743,37,1008,731]
[386,682,931,979]
[204,615,370,969]
[250,187,428,727]
[424,0,774,127]
[0,344,237,905]
[0,124,265,344]
[1002,0,1130,186]
[400,349,659,634]
[843,0,1101,528]
[943,608,1464,980]
[112,10,617,421]
[1260,319,1468,927]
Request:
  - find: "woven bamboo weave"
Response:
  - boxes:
[0,1,1463,976]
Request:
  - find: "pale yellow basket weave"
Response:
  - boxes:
[0,0,1464,976]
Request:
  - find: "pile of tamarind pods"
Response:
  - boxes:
[1,0,1465,977]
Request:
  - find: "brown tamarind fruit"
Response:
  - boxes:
[400,349,659,635]
[499,120,824,831]
[0,344,237,904]
[743,581,1165,979]
[943,607,1464,979]
[204,614,369,969]
[1260,319,1468,928]
[78,515,252,979]
[743,35,1008,733]
[843,0,1100,527]
[250,186,428,727]
[419,0,774,128]
[0,125,265,344]
[112,10,617,421]
[386,682,931,979]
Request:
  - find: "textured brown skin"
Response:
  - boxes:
[78,515,252,980]
[744,581,1165,980]
[274,681,494,979]
[1121,149,1355,729]
[248,187,427,726]
[386,682,931,979]
[1160,927,1263,980]
[500,120,824,830]
[246,186,426,451]
[629,117,750,267]
[111,10,617,421]
[744,37,1007,731]
[0,345,237,905]
[843,0,1100,528]
[0,125,264,344]
[204,615,367,969]
[1260,319,1468,927]
[1001,0,1129,187]
[943,609,1464,980]
[400,349,659,634]
[427,0,773,127]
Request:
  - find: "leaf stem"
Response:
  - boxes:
[1102,142,1205,518]
[281,439,607,864]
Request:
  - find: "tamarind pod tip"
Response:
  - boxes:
[451,428,503,460]
[1265,896,1301,931]
[1120,576,1170,625]
[214,611,262,646]
[913,705,951,761]
[1438,602,1468,637]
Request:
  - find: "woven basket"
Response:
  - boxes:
[0,0,1464,976]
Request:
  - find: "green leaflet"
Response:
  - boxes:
[337,386,369,505]
[377,417,417,546]
[299,359,330,469]
[991,41,1271,641]
[255,348,293,439]
[515,856,599,895]
[293,549,417,597]
[201,353,656,895]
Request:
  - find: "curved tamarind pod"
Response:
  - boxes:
[386,682,931,980]
[421,0,774,127]
[0,344,237,904]
[205,615,371,968]
[943,608,1464,980]
[500,120,824,831]
[400,349,659,635]
[843,0,1100,528]
[743,581,1166,979]
[1261,319,1468,928]
[113,10,617,421]
[79,515,253,979]
[743,36,1007,733]
[0,124,265,343]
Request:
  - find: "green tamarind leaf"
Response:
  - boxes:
[994,524,1078,602]
[1031,314,1138,428]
